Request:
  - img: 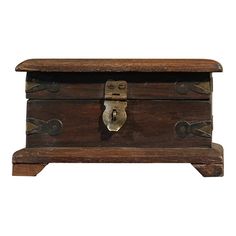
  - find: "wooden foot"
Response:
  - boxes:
[12,163,47,176]
[192,163,224,177]
[192,143,224,177]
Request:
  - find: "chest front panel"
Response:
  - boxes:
[25,72,212,148]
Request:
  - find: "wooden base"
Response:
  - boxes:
[12,143,223,177]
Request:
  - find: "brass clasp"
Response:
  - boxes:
[102,80,127,132]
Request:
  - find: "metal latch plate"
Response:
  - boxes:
[104,80,127,100]
[102,80,128,132]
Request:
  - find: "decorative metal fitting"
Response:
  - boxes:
[176,81,211,95]
[27,117,63,136]
[102,80,128,132]
[26,80,60,93]
[175,120,212,138]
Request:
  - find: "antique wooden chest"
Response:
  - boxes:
[12,59,224,176]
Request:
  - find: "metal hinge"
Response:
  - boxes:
[102,80,128,132]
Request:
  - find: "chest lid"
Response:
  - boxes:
[16,59,222,72]
[17,59,222,100]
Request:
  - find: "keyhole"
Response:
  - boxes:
[112,109,117,121]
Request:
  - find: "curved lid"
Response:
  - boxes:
[16,59,223,73]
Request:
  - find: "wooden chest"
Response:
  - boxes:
[12,59,224,176]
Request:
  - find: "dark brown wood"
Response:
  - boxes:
[13,143,222,164]
[12,164,47,176]
[26,72,211,100]
[13,58,224,177]
[26,100,212,148]
[192,164,224,177]
[192,141,224,176]
[16,59,223,72]
[12,143,223,176]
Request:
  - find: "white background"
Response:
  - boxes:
[0,0,234,235]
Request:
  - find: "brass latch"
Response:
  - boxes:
[102,80,128,132]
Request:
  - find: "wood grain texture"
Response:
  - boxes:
[13,143,223,164]
[12,143,224,176]
[26,100,212,148]
[26,72,211,100]
[192,164,224,177]
[13,59,224,177]
[12,163,47,176]
[16,59,223,72]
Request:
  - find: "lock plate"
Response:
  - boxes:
[102,80,127,132]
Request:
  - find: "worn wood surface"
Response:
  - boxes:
[26,99,212,148]
[192,164,224,177]
[13,59,224,177]
[16,59,223,72]
[12,143,223,176]
[13,143,223,164]
[26,72,211,100]
[192,140,224,176]
[12,163,47,176]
